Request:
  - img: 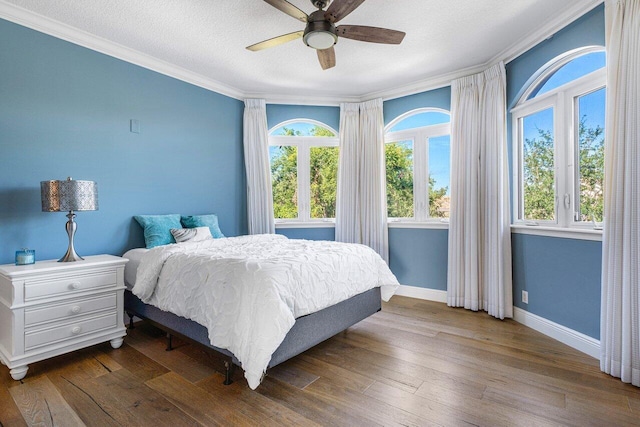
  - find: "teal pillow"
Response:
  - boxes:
[181,214,225,238]
[134,214,182,248]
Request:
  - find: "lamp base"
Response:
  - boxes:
[58,211,84,262]
[59,248,84,263]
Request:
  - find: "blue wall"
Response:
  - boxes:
[388,228,448,290]
[506,4,604,338]
[0,19,246,264]
[277,227,335,241]
[384,87,451,124]
[512,234,601,338]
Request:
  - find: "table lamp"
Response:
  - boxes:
[41,177,98,262]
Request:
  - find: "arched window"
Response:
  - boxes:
[384,108,451,221]
[268,119,339,222]
[512,47,605,227]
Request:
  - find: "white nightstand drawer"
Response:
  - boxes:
[24,294,117,327]
[25,312,117,351]
[0,255,127,381]
[24,270,117,301]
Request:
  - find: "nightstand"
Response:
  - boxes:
[0,255,128,380]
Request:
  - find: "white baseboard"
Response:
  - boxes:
[393,285,447,303]
[393,285,600,359]
[513,307,600,359]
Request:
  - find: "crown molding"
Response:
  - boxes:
[0,1,244,101]
[245,92,360,106]
[1,0,603,106]
[256,63,488,105]
[367,64,488,102]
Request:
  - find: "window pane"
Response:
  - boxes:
[522,108,555,221]
[271,122,335,137]
[386,140,414,218]
[389,112,450,132]
[576,88,605,223]
[310,146,338,219]
[270,145,298,219]
[428,135,450,218]
[530,51,606,99]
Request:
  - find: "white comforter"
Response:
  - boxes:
[132,234,399,389]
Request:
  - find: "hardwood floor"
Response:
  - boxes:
[1,296,639,426]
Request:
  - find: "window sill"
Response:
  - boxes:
[275,221,335,229]
[388,221,449,230]
[275,221,601,239]
[274,220,450,230]
[510,224,602,241]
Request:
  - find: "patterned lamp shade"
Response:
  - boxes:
[40,177,98,262]
[41,178,98,212]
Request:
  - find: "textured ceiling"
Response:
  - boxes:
[2,0,599,102]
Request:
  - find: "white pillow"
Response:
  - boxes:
[170,226,213,243]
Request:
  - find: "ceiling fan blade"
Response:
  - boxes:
[317,47,336,70]
[337,25,406,44]
[324,0,366,23]
[263,0,308,23]
[246,31,304,51]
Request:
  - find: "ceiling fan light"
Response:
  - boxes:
[304,30,337,50]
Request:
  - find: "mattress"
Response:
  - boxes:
[122,248,147,289]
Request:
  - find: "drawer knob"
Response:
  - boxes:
[71,326,82,335]
[68,282,81,290]
[70,306,81,314]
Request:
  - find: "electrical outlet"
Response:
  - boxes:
[522,290,529,304]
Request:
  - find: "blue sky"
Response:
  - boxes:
[523,107,554,144]
[522,88,606,144]
[579,87,606,131]
[533,51,605,98]
[429,135,450,194]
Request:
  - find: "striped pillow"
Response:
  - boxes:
[170,226,213,243]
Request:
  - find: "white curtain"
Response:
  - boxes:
[335,99,389,262]
[335,103,361,245]
[243,99,275,235]
[600,0,640,387]
[447,62,513,319]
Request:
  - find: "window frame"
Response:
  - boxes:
[511,50,606,230]
[268,119,339,226]
[384,108,451,224]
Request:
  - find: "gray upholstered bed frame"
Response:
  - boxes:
[124,286,381,384]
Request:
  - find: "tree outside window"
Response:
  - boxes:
[385,109,451,221]
[269,121,338,222]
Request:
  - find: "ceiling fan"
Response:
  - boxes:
[246,0,406,70]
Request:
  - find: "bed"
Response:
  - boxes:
[123,234,398,389]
